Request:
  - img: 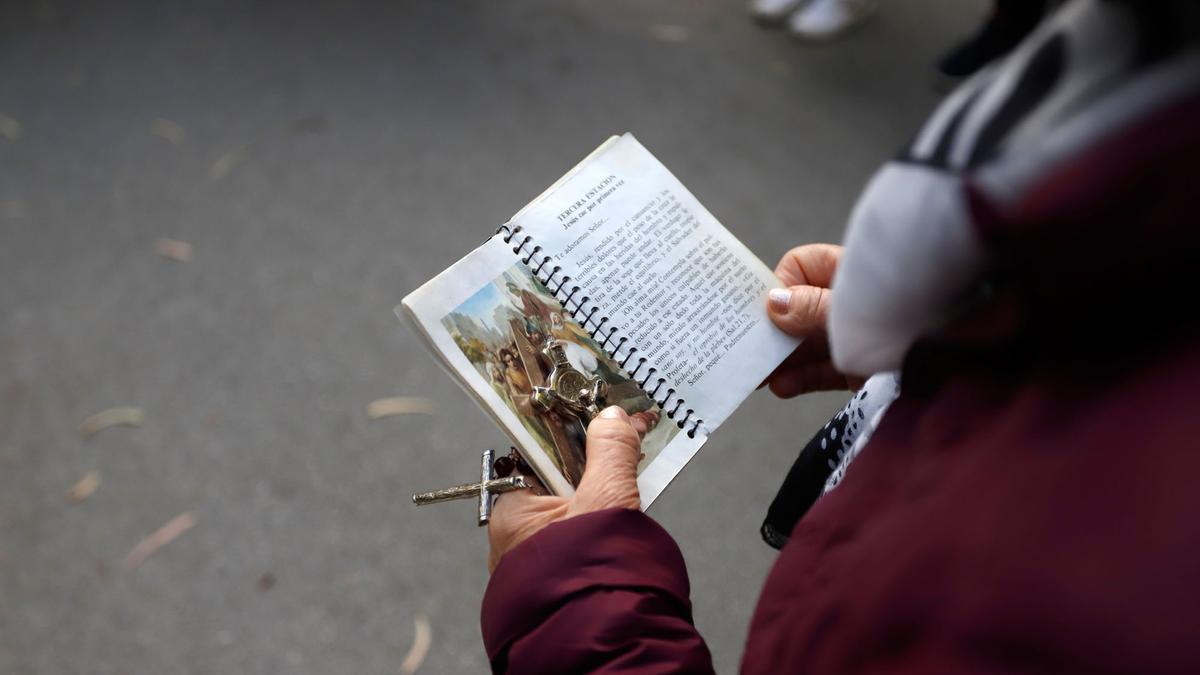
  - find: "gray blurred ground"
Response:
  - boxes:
[1,0,983,672]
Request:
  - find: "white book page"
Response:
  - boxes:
[510,133,798,436]
[402,235,704,508]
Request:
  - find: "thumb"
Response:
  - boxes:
[768,285,830,338]
[572,406,642,512]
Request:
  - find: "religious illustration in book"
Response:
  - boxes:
[441,262,678,485]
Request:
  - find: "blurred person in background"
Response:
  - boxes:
[750,0,1051,82]
[484,0,1200,672]
[750,0,878,40]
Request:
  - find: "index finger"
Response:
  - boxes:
[775,244,841,288]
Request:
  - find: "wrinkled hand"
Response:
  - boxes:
[764,243,863,397]
[487,406,648,572]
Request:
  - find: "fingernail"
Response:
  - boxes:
[600,405,626,419]
[768,288,792,313]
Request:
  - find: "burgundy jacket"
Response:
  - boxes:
[481,92,1200,674]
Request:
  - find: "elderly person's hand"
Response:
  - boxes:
[764,243,863,397]
[487,406,651,572]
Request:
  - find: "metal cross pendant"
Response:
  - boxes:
[411,449,530,526]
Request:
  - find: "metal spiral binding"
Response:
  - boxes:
[496,224,705,439]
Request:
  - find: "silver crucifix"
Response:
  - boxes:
[411,449,531,526]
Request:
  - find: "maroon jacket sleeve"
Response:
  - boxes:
[481,508,714,673]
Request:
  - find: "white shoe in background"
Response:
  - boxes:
[749,0,808,24]
[787,0,877,39]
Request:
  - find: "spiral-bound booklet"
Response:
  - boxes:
[401,134,798,507]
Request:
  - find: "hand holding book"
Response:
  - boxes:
[487,406,645,573]
[488,246,853,570]
[762,244,864,397]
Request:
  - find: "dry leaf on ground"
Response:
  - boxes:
[209,148,245,180]
[650,24,689,42]
[154,238,193,262]
[400,613,432,675]
[148,118,185,144]
[0,115,22,141]
[66,469,101,504]
[367,397,438,419]
[80,406,144,439]
[122,511,197,572]
[2,199,26,218]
